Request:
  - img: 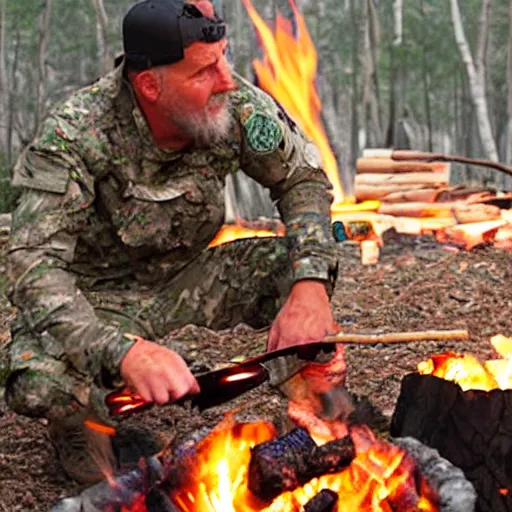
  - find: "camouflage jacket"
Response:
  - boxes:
[7,60,337,389]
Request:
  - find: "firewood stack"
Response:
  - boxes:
[345,149,512,258]
[355,149,452,204]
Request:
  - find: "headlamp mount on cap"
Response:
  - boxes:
[123,0,226,71]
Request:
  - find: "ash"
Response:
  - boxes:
[396,436,477,512]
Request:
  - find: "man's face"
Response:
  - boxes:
[157,39,237,146]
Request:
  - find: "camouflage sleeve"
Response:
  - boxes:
[233,75,338,288]
[8,118,135,388]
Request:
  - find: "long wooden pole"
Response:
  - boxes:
[324,329,469,345]
[392,150,512,178]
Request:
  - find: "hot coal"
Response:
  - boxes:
[248,427,355,502]
[391,373,507,512]
[304,489,339,512]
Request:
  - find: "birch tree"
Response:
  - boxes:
[91,0,111,75]
[361,0,383,148]
[0,0,7,159]
[393,0,403,46]
[506,0,512,164]
[450,0,498,162]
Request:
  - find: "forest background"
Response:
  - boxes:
[1,0,512,215]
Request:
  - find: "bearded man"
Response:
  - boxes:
[4,0,339,484]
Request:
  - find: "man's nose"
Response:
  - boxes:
[212,56,237,94]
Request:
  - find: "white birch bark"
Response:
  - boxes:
[449,0,498,162]
[0,0,7,156]
[91,0,111,75]
[393,0,403,46]
[506,0,512,164]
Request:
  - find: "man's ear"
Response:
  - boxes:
[133,70,161,103]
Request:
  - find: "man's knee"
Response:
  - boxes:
[5,368,83,421]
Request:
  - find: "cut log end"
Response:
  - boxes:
[391,373,512,512]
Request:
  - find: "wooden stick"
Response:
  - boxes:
[390,150,512,179]
[324,329,469,345]
[356,157,449,174]
[355,172,449,186]
[355,184,435,201]
[379,187,441,203]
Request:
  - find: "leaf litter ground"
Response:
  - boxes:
[0,233,510,510]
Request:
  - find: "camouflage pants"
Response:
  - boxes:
[5,237,298,422]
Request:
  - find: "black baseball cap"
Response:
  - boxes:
[122,0,227,70]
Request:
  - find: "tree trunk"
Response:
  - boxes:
[361,0,382,147]
[91,0,111,75]
[420,0,433,152]
[505,0,512,165]
[0,0,7,159]
[35,0,52,131]
[393,0,403,46]
[349,0,360,172]
[449,0,498,167]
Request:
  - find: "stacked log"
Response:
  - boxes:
[355,149,451,204]
[354,149,507,229]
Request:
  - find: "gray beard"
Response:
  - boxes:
[172,96,233,147]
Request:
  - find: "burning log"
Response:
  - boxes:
[436,220,506,250]
[390,373,512,512]
[247,427,355,502]
[304,489,339,512]
[391,338,512,512]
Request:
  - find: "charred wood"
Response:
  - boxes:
[248,428,355,502]
[304,489,339,512]
[391,373,512,512]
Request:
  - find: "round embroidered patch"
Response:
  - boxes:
[244,113,283,153]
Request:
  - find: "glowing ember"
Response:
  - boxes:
[208,223,284,248]
[242,0,347,206]
[418,335,512,391]
[435,219,507,251]
[117,416,438,512]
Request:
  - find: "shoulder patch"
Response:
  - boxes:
[243,111,283,154]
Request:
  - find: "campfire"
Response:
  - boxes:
[53,342,481,512]
[391,335,512,512]
[417,334,512,392]
[61,413,444,512]
[157,417,439,512]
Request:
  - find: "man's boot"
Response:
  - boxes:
[48,408,112,485]
[48,408,164,485]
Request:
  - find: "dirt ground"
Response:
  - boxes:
[0,231,510,510]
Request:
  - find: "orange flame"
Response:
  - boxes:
[242,0,347,206]
[418,335,512,391]
[208,224,283,248]
[161,417,436,512]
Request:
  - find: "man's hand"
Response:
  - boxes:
[120,338,200,405]
[267,280,339,352]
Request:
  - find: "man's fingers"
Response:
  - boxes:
[267,324,279,352]
[189,377,201,394]
[133,379,153,403]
